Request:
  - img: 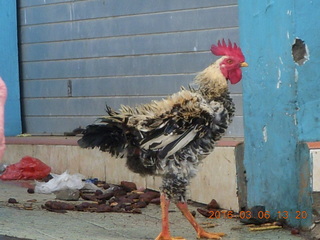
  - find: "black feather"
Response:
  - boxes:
[78,124,126,156]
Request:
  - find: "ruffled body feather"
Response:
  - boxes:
[78,60,235,201]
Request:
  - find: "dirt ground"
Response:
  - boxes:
[0,180,312,240]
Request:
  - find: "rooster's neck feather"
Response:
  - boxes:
[194,58,228,100]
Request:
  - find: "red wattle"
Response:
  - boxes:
[228,68,242,84]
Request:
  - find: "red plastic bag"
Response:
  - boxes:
[0,156,51,180]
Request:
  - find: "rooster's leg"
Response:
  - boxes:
[176,202,225,239]
[155,194,185,240]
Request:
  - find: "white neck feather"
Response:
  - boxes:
[194,58,228,99]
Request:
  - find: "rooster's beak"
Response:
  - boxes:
[240,62,248,67]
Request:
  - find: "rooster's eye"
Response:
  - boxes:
[226,59,233,64]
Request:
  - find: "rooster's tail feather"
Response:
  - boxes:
[78,124,127,157]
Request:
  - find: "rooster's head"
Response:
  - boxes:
[211,39,248,84]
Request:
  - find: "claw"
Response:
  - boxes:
[175,201,225,239]
[197,230,225,239]
[155,234,186,240]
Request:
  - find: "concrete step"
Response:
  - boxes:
[310,142,320,191]
[4,136,244,212]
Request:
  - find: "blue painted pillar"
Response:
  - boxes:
[239,0,316,228]
[0,1,22,136]
[295,2,320,141]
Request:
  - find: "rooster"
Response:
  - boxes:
[78,39,247,240]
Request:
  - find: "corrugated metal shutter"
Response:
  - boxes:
[18,0,242,136]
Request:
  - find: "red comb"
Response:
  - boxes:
[211,39,245,62]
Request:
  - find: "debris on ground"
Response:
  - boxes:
[291,228,300,235]
[196,198,236,220]
[207,199,220,210]
[248,222,282,231]
[35,171,85,194]
[23,202,33,210]
[55,189,80,201]
[42,201,73,213]
[0,163,7,174]
[200,222,218,228]
[8,198,18,204]
[7,198,36,211]
[197,208,212,218]
[37,180,160,214]
[27,188,35,194]
[239,205,270,225]
[120,181,137,192]
[5,178,161,215]
[0,156,51,180]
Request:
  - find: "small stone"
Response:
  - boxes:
[139,191,160,203]
[75,202,98,212]
[207,199,220,210]
[197,208,212,218]
[124,205,133,211]
[8,198,18,204]
[97,199,107,205]
[96,192,114,201]
[27,188,35,194]
[191,210,197,217]
[80,202,91,208]
[112,206,122,212]
[126,193,141,200]
[113,189,127,198]
[150,197,161,205]
[96,204,113,212]
[120,181,137,192]
[95,190,103,196]
[55,189,80,201]
[80,193,97,201]
[132,201,147,208]
[131,208,142,214]
[44,201,75,212]
[75,203,88,211]
[291,228,300,235]
[118,196,134,205]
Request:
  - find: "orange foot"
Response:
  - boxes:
[155,233,186,240]
[197,230,225,239]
